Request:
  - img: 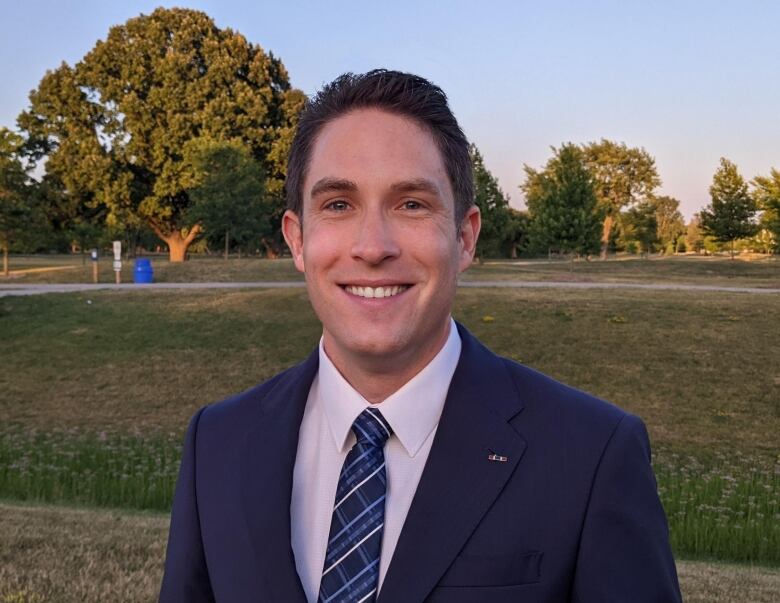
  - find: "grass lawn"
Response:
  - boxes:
[4,253,779,288]
[3,287,777,452]
[1,501,778,603]
[1,286,778,567]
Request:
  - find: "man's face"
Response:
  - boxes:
[283,108,480,370]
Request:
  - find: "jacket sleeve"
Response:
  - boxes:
[572,414,682,603]
[159,406,216,603]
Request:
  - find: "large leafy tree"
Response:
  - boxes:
[18,7,304,261]
[523,144,601,260]
[582,140,661,259]
[471,144,511,259]
[185,139,269,259]
[752,168,780,254]
[700,158,758,258]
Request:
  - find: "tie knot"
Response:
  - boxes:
[352,408,393,448]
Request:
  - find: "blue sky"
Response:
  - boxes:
[2,0,779,219]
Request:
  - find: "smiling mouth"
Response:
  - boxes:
[343,285,410,299]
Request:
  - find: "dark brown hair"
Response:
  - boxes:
[285,69,474,224]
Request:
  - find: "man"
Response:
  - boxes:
[160,70,681,602]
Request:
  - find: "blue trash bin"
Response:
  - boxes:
[134,258,154,284]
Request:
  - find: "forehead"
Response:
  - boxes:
[304,108,452,201]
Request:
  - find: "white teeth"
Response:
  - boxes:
[346,285,408,298]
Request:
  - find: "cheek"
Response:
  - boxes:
[410,237,461,281]
[302,233,342,273]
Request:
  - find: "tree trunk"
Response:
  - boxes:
[224,230,229,260]
[237,246,242,259]
[731,239,735,259]
[261,237,280,259]
[2,240,8,277]
[167,237,188,262]
[147,222,201,263]
[600,214,613,260]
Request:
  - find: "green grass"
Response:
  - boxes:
[2,284,779,565]
[1,429,777,564]
[2,287,779,450]
[654,450,780,563]
[0,429,179,511]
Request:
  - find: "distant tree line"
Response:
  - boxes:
[1,6,779,273]
[516,144,777,261]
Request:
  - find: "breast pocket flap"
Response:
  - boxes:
[437,550,543,587]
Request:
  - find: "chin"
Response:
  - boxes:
[345,333,407,357]
[326,323,408,358]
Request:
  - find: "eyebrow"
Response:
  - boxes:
[389,178,442,197]
[309,177,442,198]
[309,177,358,198]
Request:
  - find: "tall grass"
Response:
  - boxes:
[1,428,778,564]
[655,449,780,564]
[0,429,180,511]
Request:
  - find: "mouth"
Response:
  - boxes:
[342,284,411,299]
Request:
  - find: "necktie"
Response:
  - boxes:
[318,407,393,603]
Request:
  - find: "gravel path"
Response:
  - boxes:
[1,280,778,297]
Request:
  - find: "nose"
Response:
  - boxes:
[350,207,401,265]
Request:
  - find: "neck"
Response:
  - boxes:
[323,321,452,404]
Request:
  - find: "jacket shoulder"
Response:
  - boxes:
[192,354,316,434]
[500,355,633,435]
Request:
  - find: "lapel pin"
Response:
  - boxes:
[487,453,508,462]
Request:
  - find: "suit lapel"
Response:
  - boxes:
[240,350,319,603]
[378,325,527,603]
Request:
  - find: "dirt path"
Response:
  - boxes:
[1,280,779,297]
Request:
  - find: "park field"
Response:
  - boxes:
[2,287,778,450]
[1,259,779,600]
[3,253,780,288]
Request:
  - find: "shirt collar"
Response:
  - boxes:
[318,318,462,458]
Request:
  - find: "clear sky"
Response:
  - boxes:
[2,0,779,219]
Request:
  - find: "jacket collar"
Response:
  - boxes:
[377,324,527,602]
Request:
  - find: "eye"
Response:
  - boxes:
[325,199,350,211]
[401,199,424,210]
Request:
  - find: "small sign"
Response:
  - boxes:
[90,249,98,261]
[112,240,122,261]
[113,260,122,272]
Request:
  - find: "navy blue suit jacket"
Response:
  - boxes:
[160,324,682,602]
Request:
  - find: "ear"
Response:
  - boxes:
[282,210,305,273]
[457,205,481,273]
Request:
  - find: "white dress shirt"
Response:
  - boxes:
[290,319,462,603]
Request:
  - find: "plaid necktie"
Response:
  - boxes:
[318,407,393,603]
